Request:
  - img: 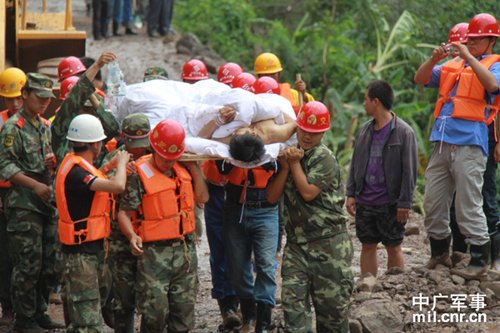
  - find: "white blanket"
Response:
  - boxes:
[114,79,296,167]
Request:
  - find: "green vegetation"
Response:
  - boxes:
[175,0,499,212]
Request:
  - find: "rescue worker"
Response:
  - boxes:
[0,73,63,333]
[0,67,26,326]
[118,119,208,333]
[231,72,256,92]
[217,63,243,86]
[253,52,314,114]
[220,146,280,332]
[102,113,152,333]
[56,114,130,333]
[267,101,354,332]
[414,13,500,279]
[58,56,87,83]
[143,66,169,82]
[201,70,244,332]
[181,59,209,83]
[52,52,120,167]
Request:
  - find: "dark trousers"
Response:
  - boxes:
[92,0,110,39]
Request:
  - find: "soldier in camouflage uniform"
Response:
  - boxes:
[267,101,354,333]
[102,113,151,333]
[51,52,120,167]
[118,120,208,333]
[143,66,168,82]
[0,73,64,333]
[0,67,26,326]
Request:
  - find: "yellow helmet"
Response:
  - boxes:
[254,52,283,75]
[0,67,27,98]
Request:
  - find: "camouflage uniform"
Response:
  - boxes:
[281,144,353,333]
[102,114,151,333]
[120,169,198,333]
[143,67,169,82]
[51,75,120,167]
[0,74,59,329]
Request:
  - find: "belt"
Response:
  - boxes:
[150,234,195,247]
[244,201,277,209]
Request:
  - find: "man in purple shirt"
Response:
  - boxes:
[346,80,418,280]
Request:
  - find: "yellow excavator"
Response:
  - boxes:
[1,0,86,74]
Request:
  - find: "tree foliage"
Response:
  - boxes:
[174,0,499,212]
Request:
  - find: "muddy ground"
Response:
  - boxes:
[1,1,499,332]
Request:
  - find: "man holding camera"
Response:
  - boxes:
[414,13,500,280]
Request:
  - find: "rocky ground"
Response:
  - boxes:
[2,1,499,333]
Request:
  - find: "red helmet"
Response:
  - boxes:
[217,62,243,85]
[448,23,469,44]
[149,120,185,160]
[467,13,500,38]
[181,59,209,81]
[231,72,256,91]
[252,76,280,95]
[59,76,79,100]
[296,101,330,133]
[58,56,86,82]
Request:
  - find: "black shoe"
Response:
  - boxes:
[255,302,273,333]
[36,314,65,329]
[113,21,122,36]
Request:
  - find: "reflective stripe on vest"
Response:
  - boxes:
[435,55,500,123]
[56,153,111,245]
[0,110,11,188]
[135,155,195,243]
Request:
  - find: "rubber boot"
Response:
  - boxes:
[113,21,122,36]
[425,236,452,269]
[452,242,490,280]
[491,229,500,270]
[239,298,256,333]
[255,302,272,333]
[114,312,135,333]
[217,296,242,331]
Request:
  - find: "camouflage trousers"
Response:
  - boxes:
[137,238,198,333]
[108,227,137,317]
[282,231,354,333]
[0,190,12,312]
[6,208,58,321]
[61,250,111,333]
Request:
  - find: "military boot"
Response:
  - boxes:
[114,312,135,333]
[255,302,273,333]
[14,318,48,333]
[491,228,500,270]
[425,237,452,269]
[451,242,490,280]
[239,298,256,333]
[35,314,65,329]
[217,296,242,331]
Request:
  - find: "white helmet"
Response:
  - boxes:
[67,114,107,143]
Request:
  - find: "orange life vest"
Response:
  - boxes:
[0,110,11,188]
[279,83,300,114]
[201,160,226,185]
[134,155,195,243]
[226,166,275,189]
[435,55,500,124]
[105,138,118,153]
[56,153,112,245]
